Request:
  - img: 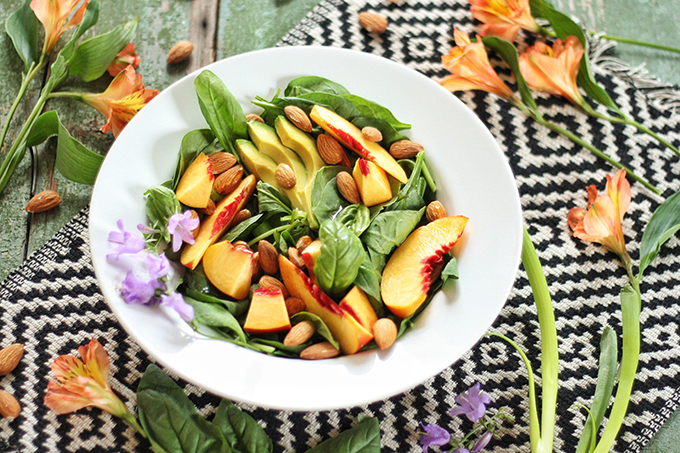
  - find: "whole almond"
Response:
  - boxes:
[232,240,251,251]
[284,320,316,347]
[258,275,289,298]
[288,247,306,269]
[214,165,243,195]
[189,210,200,238]
[389,140,424,159]
[167,40,193,64]
[0,344,24,376]
[300,341,340,360]
[362,126,383,142]
[285,296,306,316]
[296,235,313,252]
[426,201,447,223]
[232,209,252,226]
[275,163,296,189]
[258,240,279,275]
[25,190,61,213]
[336,171,361,204]
[284,105,312,133]
[199,198,216,216]
[246,113,265,123]
[373,318,398,350]
[208,152,237,175]
[0,391,20,418]
[252,252,263,282]
[358,12,388,34]
[316,134,345,165]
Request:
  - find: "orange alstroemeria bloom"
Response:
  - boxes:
[567,169,631,260]
[44,339,129,417]
[469,0,541,42]
[81,66,159,138]
[107,43,141,77]
[440,28,514,100]
[519,36,586,106]
[30,0,89,55]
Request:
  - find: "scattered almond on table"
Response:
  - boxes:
[167,40,193,65]
[25,190,61,213]
[358,12,388,34]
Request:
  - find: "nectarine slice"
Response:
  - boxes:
[203,241,255,300]
[381,216,468,318]
[175,152,215,208]
[339,286,378,331]
[244,287,291,334]
[352,158,393,207]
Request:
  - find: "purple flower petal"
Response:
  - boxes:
[119,270,162,305]
[146,253,171,280]
[137,223,156,235]
[167,211,199,252]
[159,292,194,322]
[452,449,470,453]
[108,219,145,260]
[420,423,450,453]
[450,383,492,422]
[472,431,493,452]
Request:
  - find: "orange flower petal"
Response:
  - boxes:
[78,339,110,389]
[469,0,540,41]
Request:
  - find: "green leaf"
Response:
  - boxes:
[195,70,248,153]
[26,111,103,184]
[353,252,384,313]
[441,256,459,284]
[529,0,620,112]
[385,151,427,212]
[143,184,181,246]
[290,312,340,349]
[316,220,365,297]
[4,0,39,73]
[213,400,273,453]
[137,364,230,453]
[639,189,680,277]
[298,92,361,120]
[284,76,350,96]
[304,416,381,453]
[311,166,352,225]
[69,17,138,82]
[575,326,617,453]
[185,296,248,343]
[172,129,216,189]
[223,213,264,242]
[351,117,410,148]
[361,208,425,255]
[183,289,249,317]
[341,94,411,131]
[256,181,292,215]
[335,203,371,236]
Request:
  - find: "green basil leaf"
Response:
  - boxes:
[361,208,425,255]
[351,117,410,148]
[575,326,617,453]
[312,174,351,226]
[441,256,459,284]
[353,252,384,314]
[290,312,340,349]
[137,364,230,453]
[213,400,273,453]
[195,70,248,153]
[335,204,371,236]
[298,92,361,120]
[172,129,215,189]
[257,181,292,215]
[529,0,620,112]
[183,288,249,317]
[304,416,381,453]
[284,76,349,96]
[223,213,264,242]
[481,36,539,113]
[316,220,365,297]
[639,189,680,277]
[341,94,410,131]
[4,0,39,72]
[385,151,427,212]
[68,17,138,82]
[182,264,221,297]
[185,296,248,344]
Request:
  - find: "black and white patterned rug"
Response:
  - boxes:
[2,0,680,451]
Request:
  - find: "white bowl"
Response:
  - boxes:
[89,46,523,411]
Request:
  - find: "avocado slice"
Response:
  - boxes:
[274,116,326,176]
[248,121,308,188]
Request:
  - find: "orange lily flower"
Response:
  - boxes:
[81,66,159,138]
[469,0,541,42]
[518,36,586,106]
[30,0,89,55]
[44,339,129,417]
[107,43,141,77]
[440,28,514,100]
[567,169,631,261]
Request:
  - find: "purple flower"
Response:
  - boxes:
[137,223,156,235]
[420,423,451,453]
[450,383,492,422]
[159,292,194,322]
[145,253,171,280]
[119,270,162,305]
[472,431,493,452]
[167,211,199,252]
[108,219,145,259]
[452,449,470,453]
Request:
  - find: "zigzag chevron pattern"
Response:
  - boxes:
[1,0,680,451]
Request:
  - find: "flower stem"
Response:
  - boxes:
[121,412,148,438]
[591,32,680,54]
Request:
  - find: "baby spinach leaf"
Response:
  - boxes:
[353,253,384,315]
[291,312,340,349]
[304,416,381,453]
[223,213,264,242]
[312,168,351,225]
[441,256,459,284]
[195,70,248,153]
[638,188,680,277]
[248,338,307,357]
[284,76,350,96]
[316,221,365,297]
[213,400,273,453]
[341,94,410,131]
[298,92,362,119]
[257,181,292,215]
[172,129,215,189]
[385,151,427,211]
[137,364,230,453]
[351,117,410,148]
[185,296,248,344]
[335,204,371,236]
[183,289,249,317]
[361,208,425,255]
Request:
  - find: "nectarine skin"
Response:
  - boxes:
[381,216,468,318]
[175,152,215,208]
